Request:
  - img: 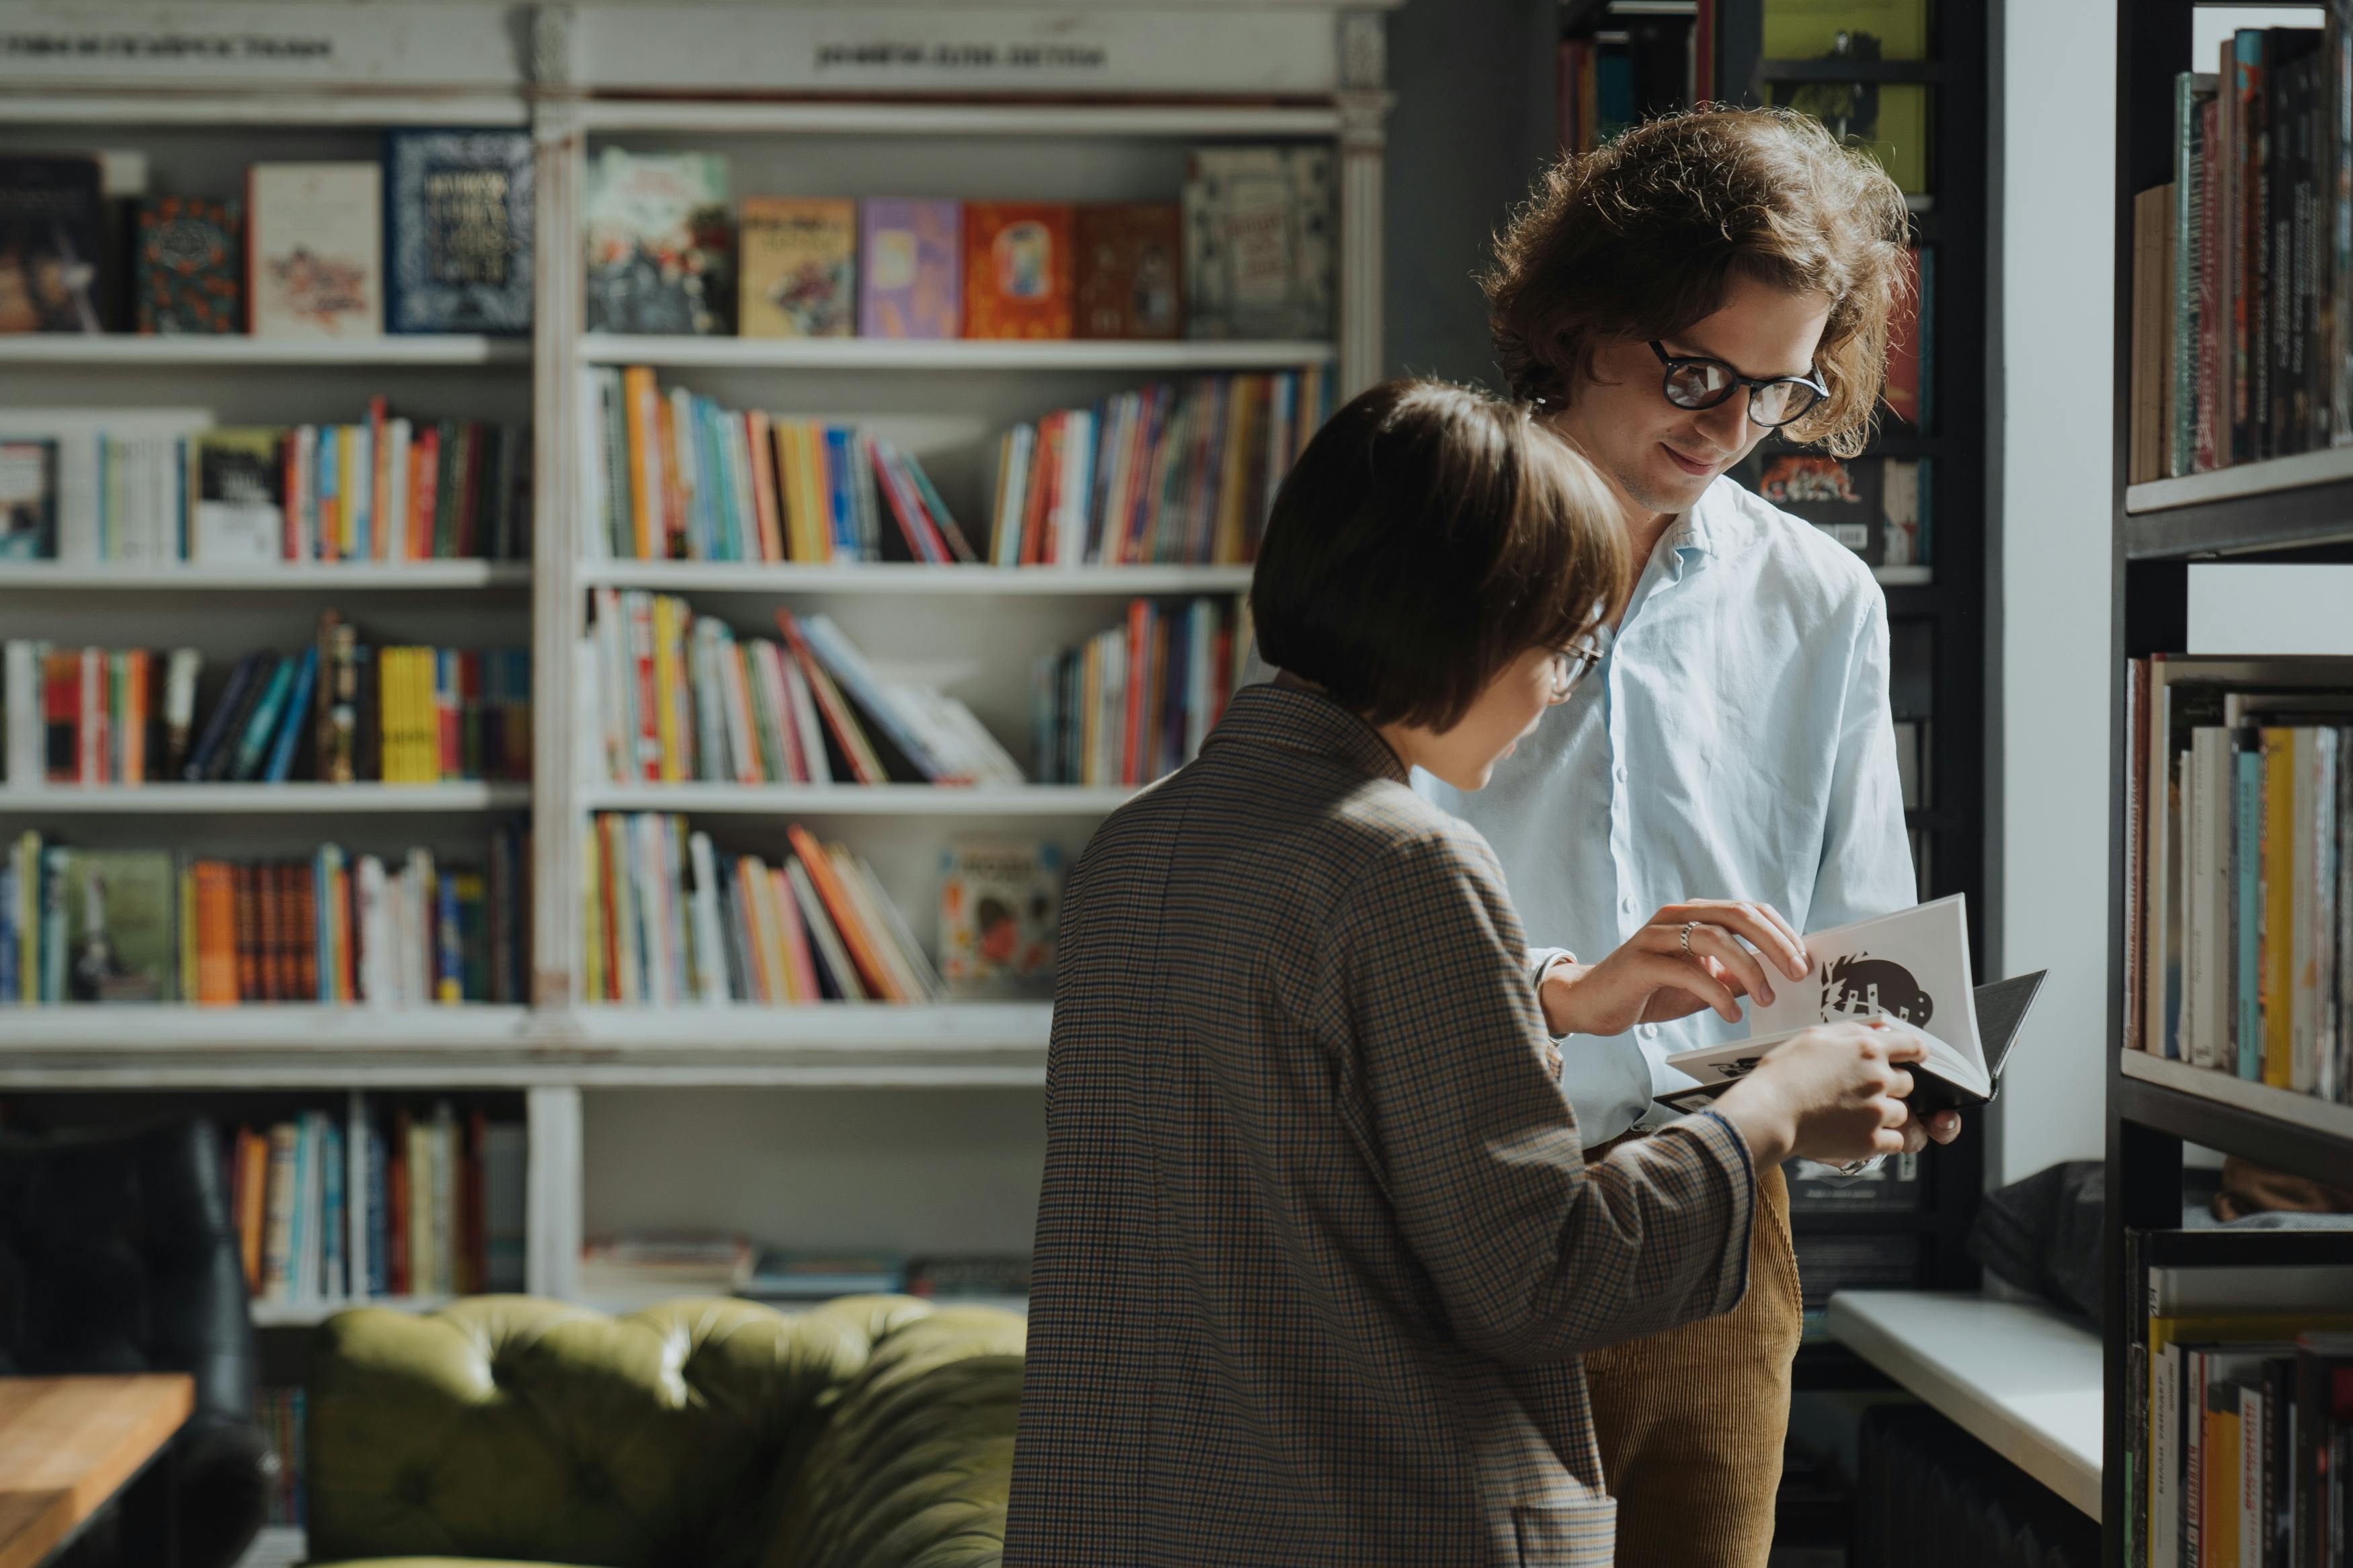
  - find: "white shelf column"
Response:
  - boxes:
[525,1085,584,1299]
[1337,9,1393,399]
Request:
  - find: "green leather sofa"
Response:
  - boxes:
[302,1293,1024,1568]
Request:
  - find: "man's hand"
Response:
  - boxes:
[1896,1105,1963,1156]
[1711,1020,1925,1169]
[1538,898,1811,1038]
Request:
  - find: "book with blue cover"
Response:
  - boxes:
[384,130,534,335]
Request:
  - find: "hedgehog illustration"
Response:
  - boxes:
[1819,952,1933,1027]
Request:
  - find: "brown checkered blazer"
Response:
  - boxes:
[1004,683,1759,1568]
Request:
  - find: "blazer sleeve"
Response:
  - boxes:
[1323,823,1757,1366]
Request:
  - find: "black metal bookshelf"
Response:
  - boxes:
[2106,6,2353,1565]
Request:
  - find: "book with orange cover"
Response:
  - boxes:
[622,366,660,559]
[784,823,902,999]
[237,1126,268,1290]
[745,410,785,561]
[194,861,239,1004]
[962,202,1074,339]
[773,612,885,784]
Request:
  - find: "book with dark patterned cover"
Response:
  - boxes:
[135,197,241,335]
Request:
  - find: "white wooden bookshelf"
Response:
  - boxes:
[0,562,532,590]
[0,0,1396,1322]
[0,335,528,367]
[2117,1049,2353,1145]
[575,561,1256,595]
[249,1294,454,1329]
[0,783,528,814]
[577,335,1337,372]
[2123,442,2353,513]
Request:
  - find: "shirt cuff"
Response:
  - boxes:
[1525,946,1577,1035]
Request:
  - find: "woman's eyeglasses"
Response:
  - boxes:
[1546,632,1610,705]
[1649,341,1828,429]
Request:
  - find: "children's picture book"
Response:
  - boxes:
[1737,450,1882,559]
[1076,202,1183,339]
[0,154,106,333]
[583,149,733,335]
[859,198,959,339]
[247,163,382,338]
[134,197,241,335]
[1655,897,2048,1112]
[739,196,856,339]
[962,202,1074,339]
[384,129,534,335]
[1183,145,1333,341]
[0,438,56,559]
[939,841,1062,994]
[191,429,287,565]
[57,848,177,1002]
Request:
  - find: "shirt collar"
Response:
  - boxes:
[1205,681,1410,786]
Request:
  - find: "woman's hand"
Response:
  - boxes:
[1538,898,1812,1038]
[1713,1020,1927,1169]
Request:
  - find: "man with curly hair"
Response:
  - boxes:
[1419,106,1961,1565]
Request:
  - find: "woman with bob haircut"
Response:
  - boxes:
[1002,378,1924,1568]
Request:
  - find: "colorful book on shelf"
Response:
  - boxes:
[384,128,534,335]
[134,197,241,335]
[1182,146,1333,341]
[0,155,107,333]
[1075,202,1183,339]
[962,202,1074,339]
[859,198,960,339]
[0,438,56,559]
[1732,450,1931,569]
[583,149,733,335]
[1032,596,1235,787]
[739,196,856,339]
[247,162,383,339]
[939,841,1062,996]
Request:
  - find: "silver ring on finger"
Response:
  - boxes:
[1679,920,1700,956]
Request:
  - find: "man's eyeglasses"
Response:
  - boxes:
[1546,631,1610,705]
[1649,341,1829,429]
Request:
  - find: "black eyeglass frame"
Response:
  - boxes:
[1647,340,1830,429]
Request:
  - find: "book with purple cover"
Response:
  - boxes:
[859,198,960,339]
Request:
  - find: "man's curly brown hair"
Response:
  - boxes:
[1484,106,1912,458]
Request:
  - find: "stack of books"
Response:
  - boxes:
[986,370,1330,567]
[590,593,1018,787]
[1032,597,1238,787]
[2,624,530,788]
[0,826,528,1006]
[740,1249,907,1304]
[588,370,972,564]
[578,1233,754,1311]
[256,1387,306,1527]
[226,1097,526,1306]
[584,814,939,1005]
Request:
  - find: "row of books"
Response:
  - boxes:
[257,1387,307,1528]
[584,147,1329,341]
[577,1234,1029,1312]
[0,136,532,339]
[0,829,528,1006]
[584,814,938,1005]
[2131,661,2352,1106]
[0,408,529,565]
[229,1098,527,1306]
[2122,1242,2353,1568]
[988,370,1329,567]
[1,629,530,787]
[2131,24,2353,483]
[590,594,1017,787]
[1033,597,1238,788]
[586,368,973,564]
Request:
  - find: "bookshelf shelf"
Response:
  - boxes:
[0,563,530,591]
[572,99,1345,139]
[567,1001,1052,1050]
[0,783,529,815]
[0,1006,536,1053]
[580,783,1138,815]
[249,1295,452,1329]
[575,561,1256,596]
[1872,565,1933,587]
[575,335,1338,372]
[0,335,528,367]
[2115,1052,2353,1189]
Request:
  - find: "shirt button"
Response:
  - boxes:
[1620,895,1636,913]
[1639,1025,1658,1040]
[1613,765,1627,783]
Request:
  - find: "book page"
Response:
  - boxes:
[1738,895,1987,1092]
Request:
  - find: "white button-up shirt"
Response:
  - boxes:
[1419,474,1915,1145]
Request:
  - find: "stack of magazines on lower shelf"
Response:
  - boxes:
[590,593,1019,786]
[584,814,936,1004]
[1,827,528,1005]
[580,1233,1030,1312]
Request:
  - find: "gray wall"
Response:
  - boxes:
[1382,0,1561,388]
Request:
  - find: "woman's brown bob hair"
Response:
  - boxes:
[1486,106,1911,458]
[1250,378,1627,732]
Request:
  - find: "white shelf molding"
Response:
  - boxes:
[0,1006,537,1054]
[580,783,1139,816]
[0,562,530,591]
[2125,444,2353,514]
[1873,565,1933,587]
[567,1002,1053,1051]
[0,335,527,367]
[575,561,1254,595]
[249,1294,452,1329]
[575,335,1338,371]
[0,783,529,815]
[575,100,1346,138]
[0,92,528,129]
[1827,1290,2103,1521]
[2118,1050,2353,1143]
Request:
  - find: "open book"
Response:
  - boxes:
[1649,895,2048,1114]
